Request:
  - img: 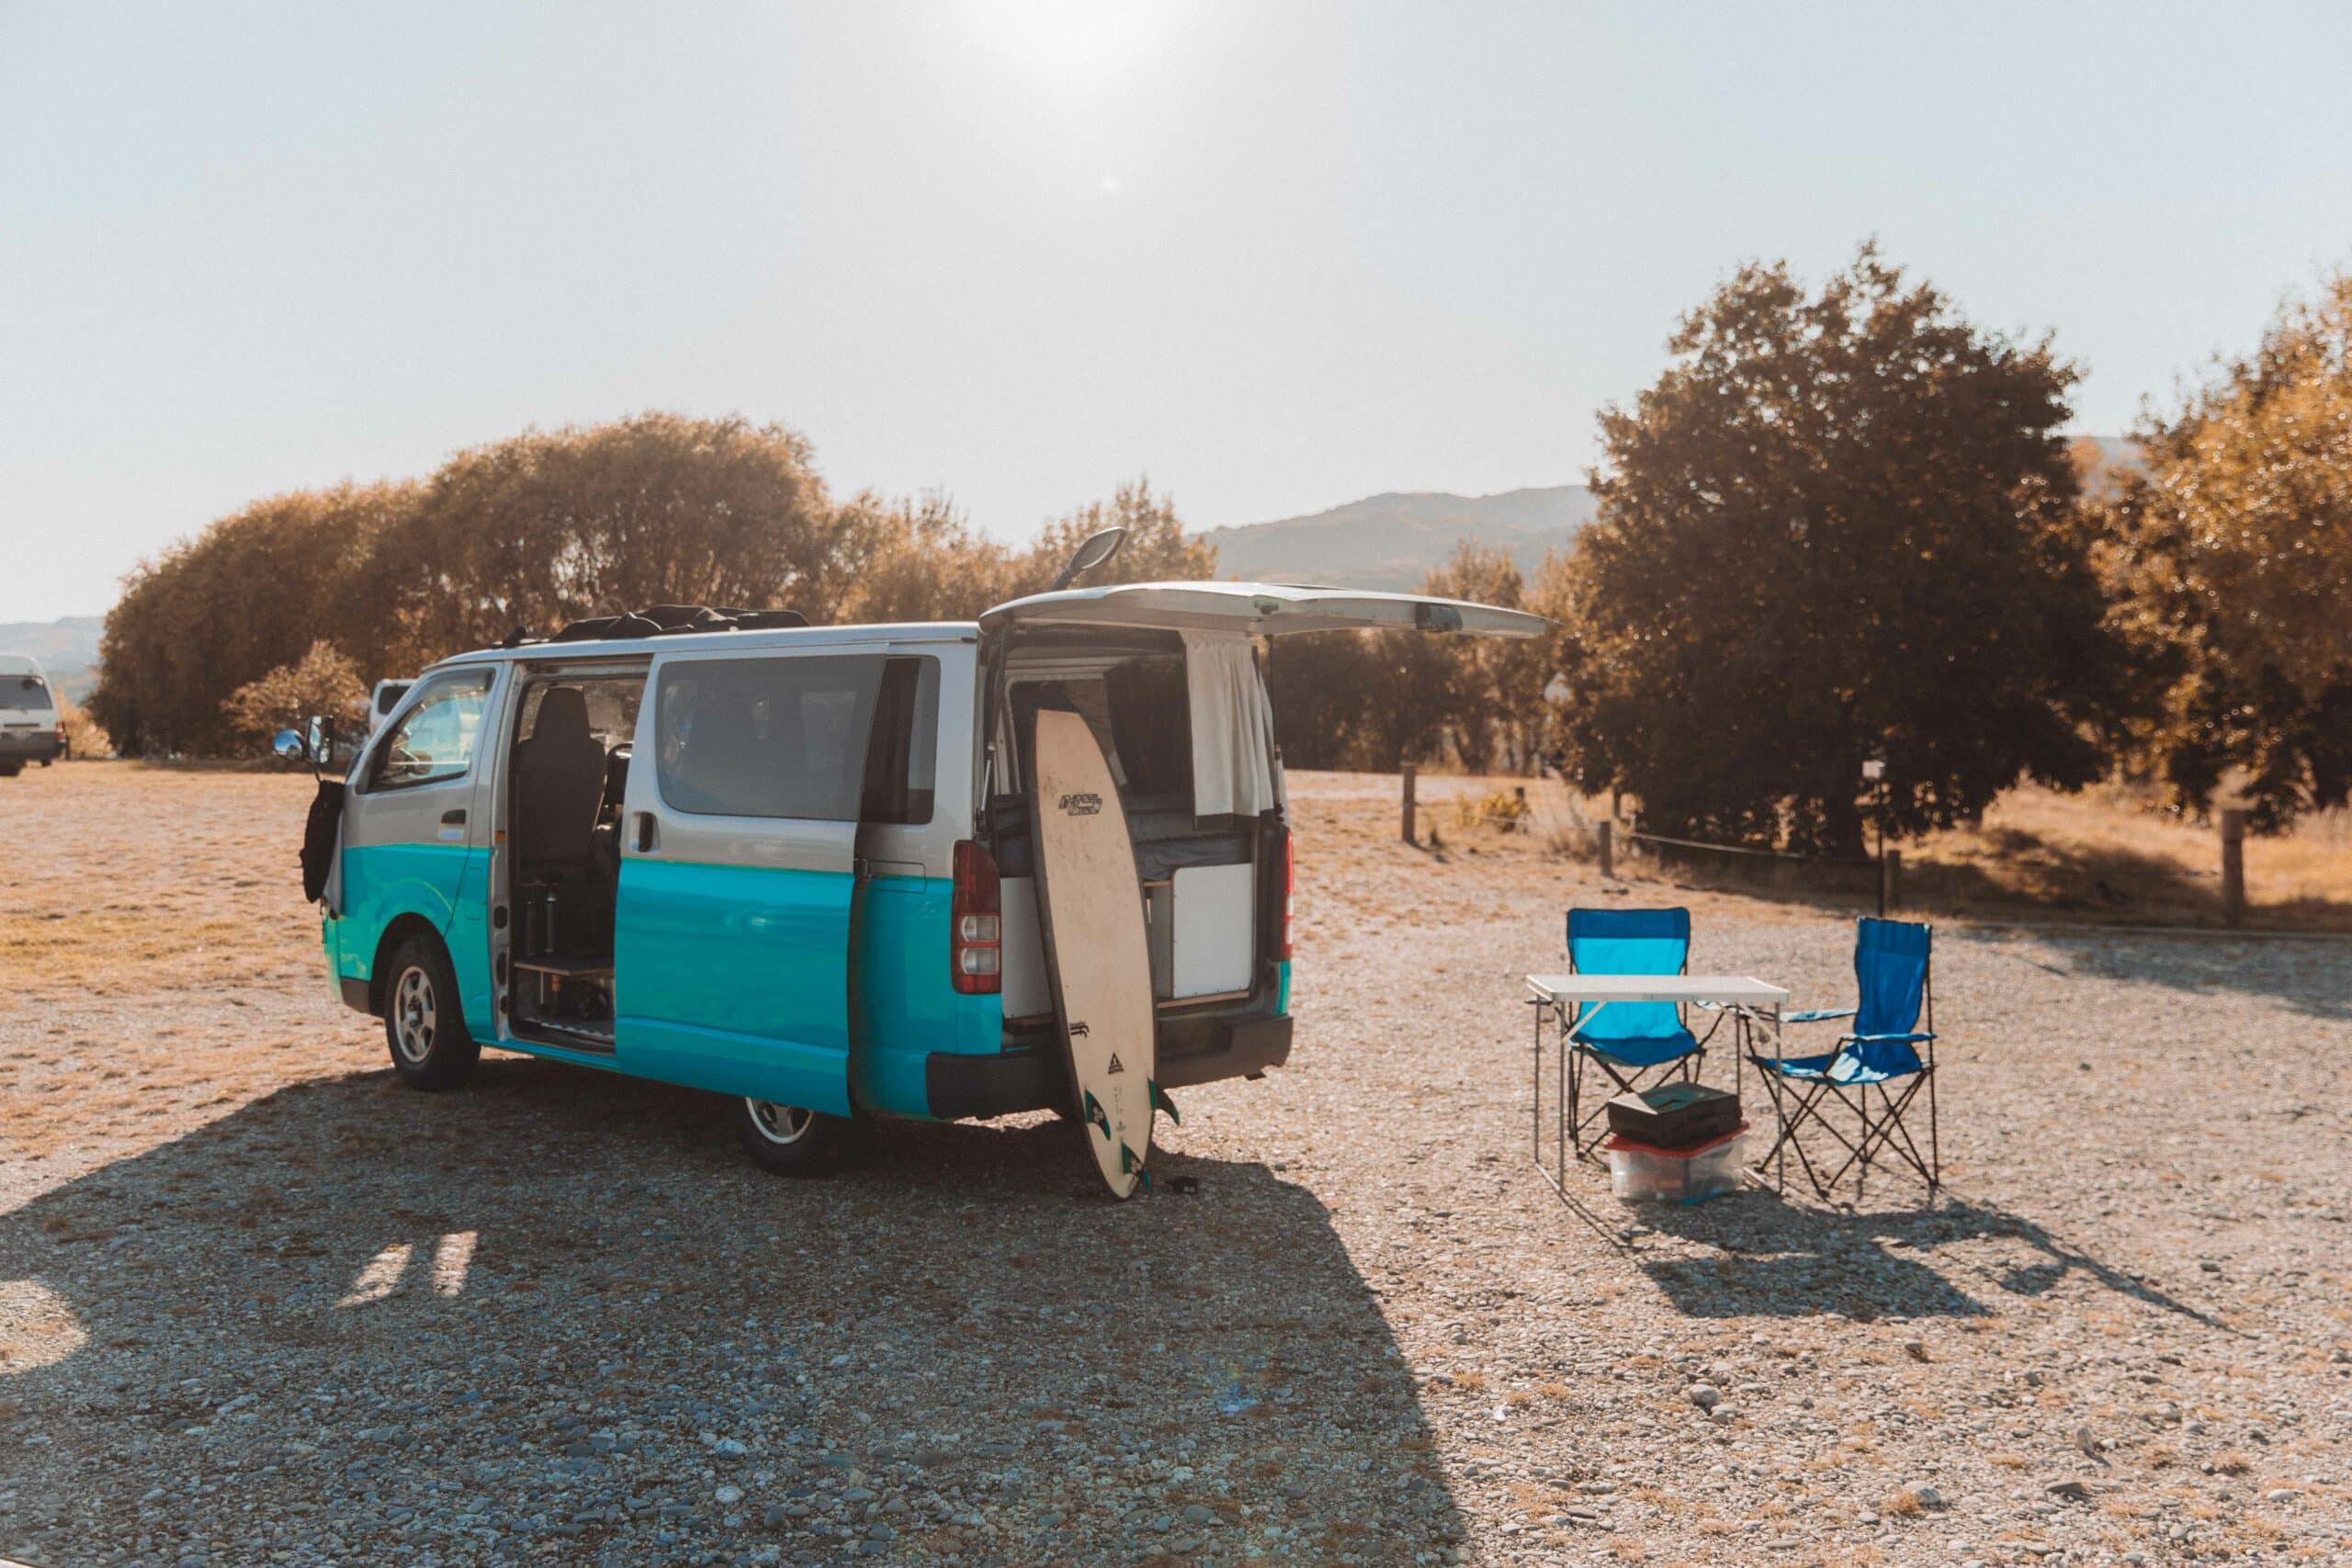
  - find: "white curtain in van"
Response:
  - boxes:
[1182,632,1276,818]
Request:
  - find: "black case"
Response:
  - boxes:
[1603,1083,1741,1148]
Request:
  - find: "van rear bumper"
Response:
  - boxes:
[923,1011,1293,1121]
[0,731,63,763]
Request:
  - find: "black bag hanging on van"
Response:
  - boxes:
[300,779,346,903]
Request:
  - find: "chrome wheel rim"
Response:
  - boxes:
[392,965,437,1064]
[746,1100,814,1145]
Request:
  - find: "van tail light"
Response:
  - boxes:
[951,840,1001,994]
[1276,829,1295,962]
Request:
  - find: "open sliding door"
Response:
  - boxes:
[613,650,891,1116]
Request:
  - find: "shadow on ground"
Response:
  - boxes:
[1944,922,2352,1021]
[1624,1185,2224,1328]
[0,1058,1460,1566]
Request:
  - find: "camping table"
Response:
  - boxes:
[1523,975,1790,1198]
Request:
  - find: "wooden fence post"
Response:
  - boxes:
[2221,809,2247,927]
[1881,849,1902,914]
[1400,763,1417,845]
[1597,820,1614,880]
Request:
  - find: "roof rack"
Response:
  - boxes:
[545,604,810,644]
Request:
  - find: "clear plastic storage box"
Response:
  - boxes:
[1602,1124,1747,1204]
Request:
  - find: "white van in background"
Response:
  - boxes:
[0,654,66,777]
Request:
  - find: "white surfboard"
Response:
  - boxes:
[1027,707,1157,1199]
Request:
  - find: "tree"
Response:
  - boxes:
[1555,245,2120,854]
[2097,274,2352,828]
[1420,541,1559,773]
[831,491,1022,625]
[367,413,847,668]
[1012,479,1215,595]
[89,482,409,756]
[220,641,369,744]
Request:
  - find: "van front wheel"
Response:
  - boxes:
[733,1098,856,1177]
[383,936,480,1090]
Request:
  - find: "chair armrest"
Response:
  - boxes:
[1839,1031,1936,1044]
[1783,1008,1857,1025]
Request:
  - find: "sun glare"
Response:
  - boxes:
[967,0,1170,89]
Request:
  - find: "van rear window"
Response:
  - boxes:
[657,655,889,821]
[3,675,51,708]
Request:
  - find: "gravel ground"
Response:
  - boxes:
[4,762,2351,1567]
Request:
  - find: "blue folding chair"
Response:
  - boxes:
[1748,918,1939,1199]
[1561,908,1718,1156]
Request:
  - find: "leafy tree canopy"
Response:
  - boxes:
[2098,274,2352,828]
[90,414,1211,757]
[1555,244,2120,854]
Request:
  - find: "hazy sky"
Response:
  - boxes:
[5,1,2350,622]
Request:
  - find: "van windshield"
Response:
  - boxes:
[3,675,51,709]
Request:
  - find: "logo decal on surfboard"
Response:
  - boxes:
[1106,1052,1126,1074]
[1058,792,1102,816]
[1069,1021,1090,1038]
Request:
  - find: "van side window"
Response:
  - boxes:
[861,656,939,825]
[371,672,492,790]
[656,655,890,821]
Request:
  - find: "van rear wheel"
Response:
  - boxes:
[733,1098,857,1177]
[383,935,480,1090]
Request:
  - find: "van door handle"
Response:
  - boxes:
[440,808,467,826]
[633,813,658,853]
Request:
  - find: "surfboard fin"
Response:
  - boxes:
[1119,1143,1146,1179]
[1148,1078,1180,1125]
[1080,1090,1111,1141]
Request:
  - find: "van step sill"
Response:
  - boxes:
[512,956,615,980]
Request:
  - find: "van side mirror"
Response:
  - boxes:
[306,716,334,770]
[273,728,307,762]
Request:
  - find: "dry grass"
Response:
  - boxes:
[1357,770,2352,931]
[1897,784,2352,930]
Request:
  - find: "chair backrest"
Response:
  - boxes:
[1852,917,1931,1040]
[1566,907,1690,1043]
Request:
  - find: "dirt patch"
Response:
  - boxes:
[2,761,2349,1565]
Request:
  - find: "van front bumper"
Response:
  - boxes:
[924,1011,1293,1121]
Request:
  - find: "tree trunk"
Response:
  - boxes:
[1819,789,1868,860]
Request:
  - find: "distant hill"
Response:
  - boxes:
[1200,486,1597,592]
[0,615,104,702]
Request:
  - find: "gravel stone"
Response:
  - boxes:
[5,766,2352,1566]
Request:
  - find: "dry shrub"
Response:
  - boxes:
[2214,1450,2252,1475]
[1453,788,1532,832]
[1523,780,1605,857]
[57,699,111,759]
[1882,1490,1923,1517]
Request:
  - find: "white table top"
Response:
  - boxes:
[1526,974,1790,1007]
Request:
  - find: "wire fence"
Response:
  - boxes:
[1397,764,1903,911]
[1393,766,2270,926]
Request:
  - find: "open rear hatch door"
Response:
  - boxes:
[979,581,1549,639]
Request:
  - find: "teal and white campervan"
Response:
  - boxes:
[300,578,1541,1175]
